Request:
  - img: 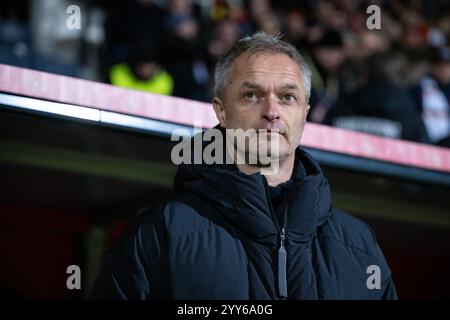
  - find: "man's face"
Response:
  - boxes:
[213,53,310,163]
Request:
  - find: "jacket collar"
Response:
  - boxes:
[173,126,333,244]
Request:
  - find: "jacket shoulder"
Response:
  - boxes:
[88,206,164,299]
[318,208,388,266]
[161,191,214,237]
[316,209,397,299]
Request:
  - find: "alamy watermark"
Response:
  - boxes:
[66,5,81,30]
[171,125,282,175]
[366,265,381,290]
[66,265,81,290]
[366,5,381,30]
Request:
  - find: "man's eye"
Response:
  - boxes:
[244,92,257,100]
[282,94,296,103]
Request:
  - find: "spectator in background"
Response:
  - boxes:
[328,52,430,142]
[248,0,281,35]
[109,44,173,96]
[356,30,391,59]
[0,0,33,69]
[315,0,347,31]
[411,46,450,147]
[29,0,83,76]
[283,10,309,51]
[101,0,167,82]
[0,0,83,77]
[307,29,348,123]
[159,0,209,101]
[207,19,242,65]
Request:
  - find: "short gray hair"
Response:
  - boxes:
[214,31,312,103]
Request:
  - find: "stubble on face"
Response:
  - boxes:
[214,52,309,169]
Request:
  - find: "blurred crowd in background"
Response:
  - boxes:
[1,0,450,147]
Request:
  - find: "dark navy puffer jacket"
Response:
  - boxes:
[89,132,397,300]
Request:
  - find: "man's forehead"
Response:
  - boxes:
[233,52,298,69]
[228,53,304,89]
[232,52,301,75]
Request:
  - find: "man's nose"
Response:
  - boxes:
[262,95,280,121]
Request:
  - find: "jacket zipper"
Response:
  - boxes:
[264,179,289,299]
[278,225,288,298]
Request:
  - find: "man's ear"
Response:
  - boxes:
[213,97,226,127]
[305,104,310,119]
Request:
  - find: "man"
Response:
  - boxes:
[109,43,174,96]
[411,46,450,147]
[307,29,347,124]
[89,32,397,300]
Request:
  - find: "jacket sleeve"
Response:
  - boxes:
[381,275,398,300]
[370,227,399,300]
[88,208,163,300]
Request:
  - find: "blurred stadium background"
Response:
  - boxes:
[0,0,450,299]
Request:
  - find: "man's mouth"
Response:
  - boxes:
[261,129,285,136]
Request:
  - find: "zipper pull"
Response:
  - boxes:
[278,227,288,298]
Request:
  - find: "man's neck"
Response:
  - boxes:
[235,153,295,187]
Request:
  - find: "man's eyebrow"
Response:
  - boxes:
[240,81,263,90]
